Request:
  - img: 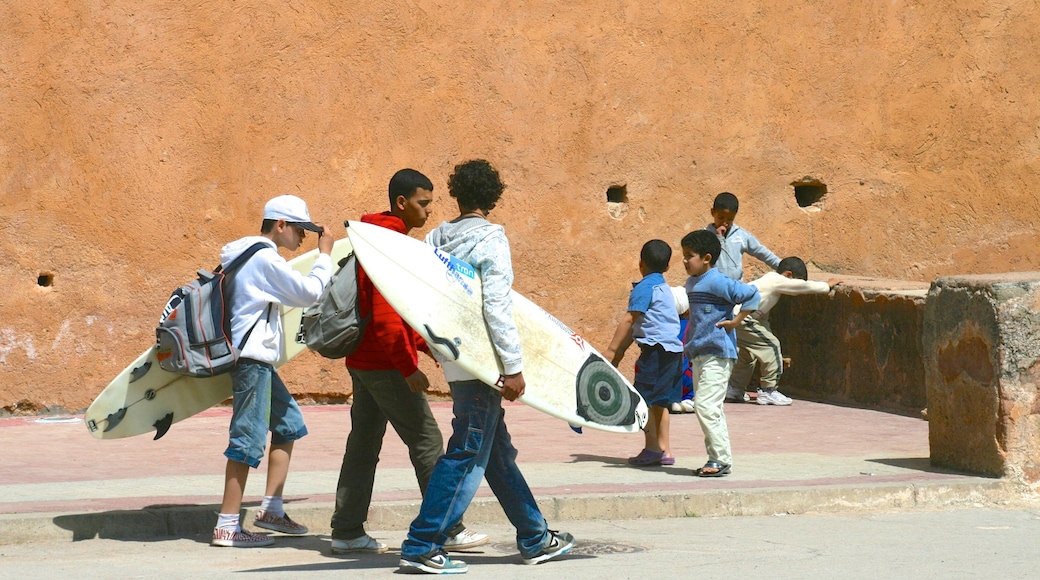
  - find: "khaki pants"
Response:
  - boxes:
[692,355,734,465]
[728,315,782,392]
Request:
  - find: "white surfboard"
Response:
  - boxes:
[84,238,354,440]
[345,220,648,434]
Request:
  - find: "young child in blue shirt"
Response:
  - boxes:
[605,240,685,467]
[681,230,761,477]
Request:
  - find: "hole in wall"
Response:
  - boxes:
[606,184,628,203]
[38,272,55,287]
[605,184,629,220]
[791,176,827,207]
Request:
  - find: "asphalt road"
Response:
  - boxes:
[2,506,1038,579]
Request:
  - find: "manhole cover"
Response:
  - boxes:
[490,540,647,555]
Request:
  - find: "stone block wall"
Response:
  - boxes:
[922,274,1040,482]
[769,275,930,416]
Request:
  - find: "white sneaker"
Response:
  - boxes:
[679,399,696,413]
[670,402,684,414]
[757,389,793,406]
[331,535,389,554]
[444,528,490,551]
[211,527,274,548]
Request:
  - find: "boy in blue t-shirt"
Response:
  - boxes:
[681,230,760,477]
[605,240,685,467]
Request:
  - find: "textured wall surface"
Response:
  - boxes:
[923,274,1040,481]
[771,276,929,415]
[4,1,1040,412]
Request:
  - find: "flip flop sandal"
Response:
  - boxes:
[628,449,665,466]
[694,461,731,477]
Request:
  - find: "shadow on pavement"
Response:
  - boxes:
[865,457,990,476]
[51,500,296,542]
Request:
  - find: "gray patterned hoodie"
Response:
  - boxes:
[425,216,524,379]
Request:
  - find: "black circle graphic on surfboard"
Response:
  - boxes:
[574,354,637,426]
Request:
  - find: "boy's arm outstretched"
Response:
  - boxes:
[604,312,639,367]
[745,231,781,271]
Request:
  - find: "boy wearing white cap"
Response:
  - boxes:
[211,194,335,548]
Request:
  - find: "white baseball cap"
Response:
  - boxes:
[263,194,323,232]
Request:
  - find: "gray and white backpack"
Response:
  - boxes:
[297,251,369,358]
[155,242,268,377]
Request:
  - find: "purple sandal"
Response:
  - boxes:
[628,449,665,466]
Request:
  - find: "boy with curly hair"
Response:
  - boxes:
[398,160,574,574]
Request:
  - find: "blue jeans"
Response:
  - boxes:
[401,380,549,559]
[224,359,308,468]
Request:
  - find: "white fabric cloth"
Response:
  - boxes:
[736,271,831,320]
[220,236,332,364]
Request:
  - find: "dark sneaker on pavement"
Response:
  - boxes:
[522,530,575,565]
[399,550,468,574]
[331,534,389,554]
[253,510,309,535]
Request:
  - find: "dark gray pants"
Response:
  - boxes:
[331,367,463,540]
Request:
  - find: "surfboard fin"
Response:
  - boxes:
[103,408,127,432]
[153,412,174,440]
[569,424,583,434]
[129,361,152,383]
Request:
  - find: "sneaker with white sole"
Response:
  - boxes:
[399,550,468,574]
[253,510,309,535]
[211,527,274,548]
[331,534,389,554]
[757,389,793,406]
[522,530,575,565]
[444,528,489,552]
[669,402,684,414]
[679,398,696,413]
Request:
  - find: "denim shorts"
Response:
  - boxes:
[224,359,308,468]
[633,344,684,407]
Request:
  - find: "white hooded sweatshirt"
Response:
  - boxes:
[220,236,332,364]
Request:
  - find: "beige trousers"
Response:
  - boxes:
[728,315,783,392]
[691,354,734,465]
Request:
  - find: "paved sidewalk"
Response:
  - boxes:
[0,398,1016,544]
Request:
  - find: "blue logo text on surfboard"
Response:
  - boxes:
[434,248,475,295]
[434,248,475,279]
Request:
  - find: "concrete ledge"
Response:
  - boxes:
[924,273,1040,483]
[770,274,930,416]
[0,478,1019,545]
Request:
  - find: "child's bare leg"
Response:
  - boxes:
[655,406,671,457]
[643,409,661,452]
[220,459,250,516]
[265,442,294,497]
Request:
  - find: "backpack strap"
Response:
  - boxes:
[216,241,270,274]
[219,241,272,354]
[238,303,273,351]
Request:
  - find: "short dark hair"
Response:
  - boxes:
[388,168,434,207]
[260,219,276,234]
[712,192,739,213]
[448,159,504,211]
[681,230,721,266]
[777,256,808,280]
[640,240,672,273]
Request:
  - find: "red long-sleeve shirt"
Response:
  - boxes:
[343,212,430,376]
